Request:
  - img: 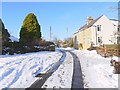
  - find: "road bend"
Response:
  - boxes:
[27,50,66,89]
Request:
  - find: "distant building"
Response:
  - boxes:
[9,35,19,42]
[73,15,120,50]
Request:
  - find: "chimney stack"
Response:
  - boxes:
[87,16,93,24]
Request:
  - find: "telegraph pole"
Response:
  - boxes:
[50,26,51,41]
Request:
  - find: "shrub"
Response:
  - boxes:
[78,43,83,50]
[0,19,10,46]
[19,13,41,46]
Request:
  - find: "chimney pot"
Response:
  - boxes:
[87,16,93,24]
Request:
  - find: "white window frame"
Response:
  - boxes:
[98,37,102,43]
[97,25,101,31]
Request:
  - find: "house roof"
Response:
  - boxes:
[78,15,103,31]
[110,19,120,22]
[110,19,120,27]
[73,31,79,35]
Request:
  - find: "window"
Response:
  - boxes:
[118,25,120,32]
[118,27,120,32]
[117,37,120,41]
[88,37,90,44]
[97,25,101,31]
[98,37,102,43]
[84,38,86,44]
[117,37,120,44]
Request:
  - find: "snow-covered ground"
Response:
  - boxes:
[73,50,118,88]
[59,47,75,51]
[0,51,62,89]
[42,51,73,88]
[0,48,119,89]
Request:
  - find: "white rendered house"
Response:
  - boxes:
[73,15,120,49]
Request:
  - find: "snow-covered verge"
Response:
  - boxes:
[0,51,62,89]
[58,47,75,51]
[42,51,73,88]
[73,50,118,88]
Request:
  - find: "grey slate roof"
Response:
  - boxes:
[78,15,103,31]
[110,19,120,22]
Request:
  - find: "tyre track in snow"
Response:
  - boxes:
[66,50,84,89]
[0,57,35,88]
[28,50,66,88]
[0,58,27,83]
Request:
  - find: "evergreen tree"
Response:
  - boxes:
[20,13,41,45]
[0,19,2,41]
[0,19,10,45]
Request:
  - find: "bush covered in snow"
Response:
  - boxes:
[2,41,55,55]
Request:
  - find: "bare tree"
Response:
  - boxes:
[52,37,62,47]
[63,37,73,48]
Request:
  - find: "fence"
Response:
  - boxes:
[96,44,120,57]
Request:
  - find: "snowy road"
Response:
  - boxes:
[30,50,66,88]
[1,48,117,89]
[30,49,84,89]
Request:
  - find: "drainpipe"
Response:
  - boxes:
[95,26,97,45]
[92,25,97,45]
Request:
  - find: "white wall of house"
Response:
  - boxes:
[110,20,120,44]
[92,15,116,45]
[91,26,97,45]
[73,15,119,49]
[110,20,119,29]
